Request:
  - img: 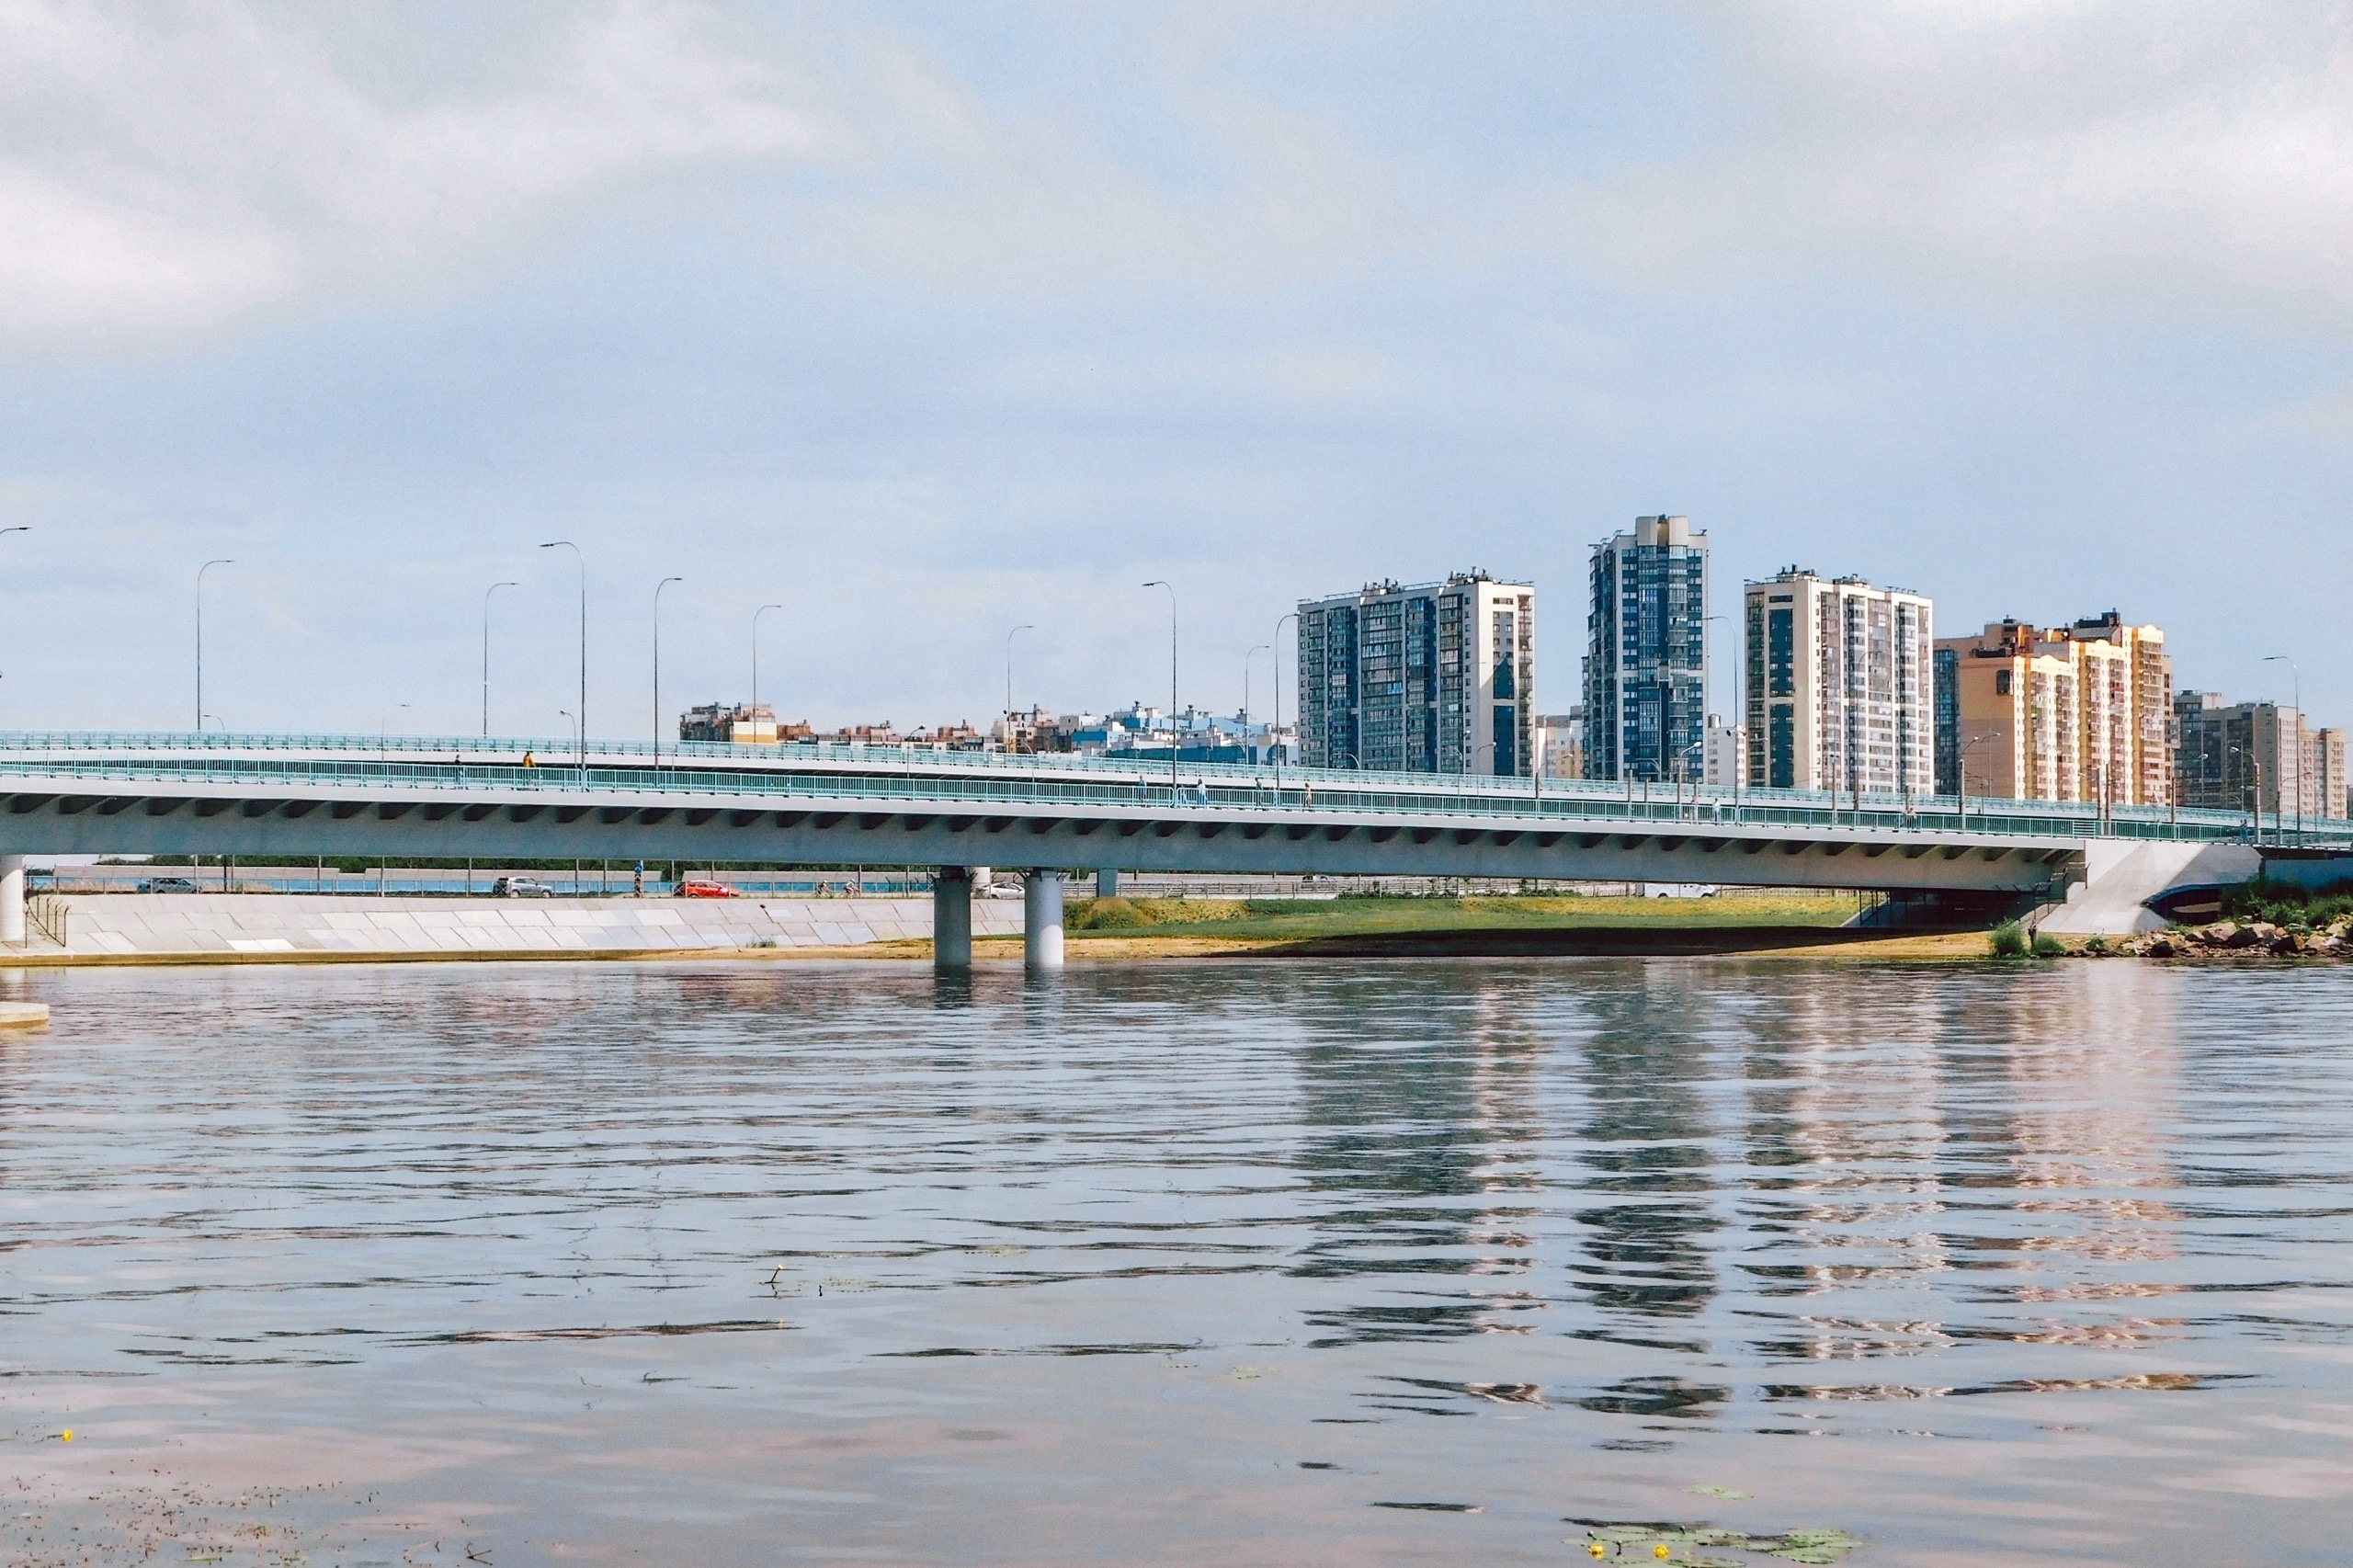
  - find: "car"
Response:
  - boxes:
[137,876,200,894]
[676,879,741,899]
[489,877,555,898]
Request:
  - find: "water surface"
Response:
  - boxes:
[2,957,2347,1564]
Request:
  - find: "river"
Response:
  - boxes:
[1,957,2347,1564]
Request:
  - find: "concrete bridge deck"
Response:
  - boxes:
[0,730,2314,967]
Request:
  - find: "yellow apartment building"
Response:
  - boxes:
[1931,613,2174,806]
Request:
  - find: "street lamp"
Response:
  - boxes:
[2230,744,2264,845]
[482,581,518,738]
[1142,582,1177,791]
[1243,643,1271,731]
[539,540,585,770]
[1005,623,1035,753]
[560,709,578,751]
[1958,733,1994,831]
[0,528,23,724]
[2266,654,2302,846]
[1273,611,1298,792]
[752,603,783,733]
[196,559,233,733]
[653,575,684,767]
[379,701,410,760]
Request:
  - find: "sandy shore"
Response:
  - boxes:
[0,926,2001,967]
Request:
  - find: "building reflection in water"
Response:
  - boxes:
[1287,968,1548,1348]
[1737,961,2188,1401]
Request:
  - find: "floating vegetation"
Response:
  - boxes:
[1688,1485,1752,1499]
[1571,1518,1863,1563]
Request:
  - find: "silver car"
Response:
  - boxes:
[489,877,555,898]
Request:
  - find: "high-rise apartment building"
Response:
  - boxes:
[1535,710,1585,778]
[1703,715,1746,788]
[1295,572,1534,776]
[2314,727,2348,822]
[1741,568,1934,797]
[2175,693,2341,824]
[1585,514,1708,782]
[1935,615,2174,805]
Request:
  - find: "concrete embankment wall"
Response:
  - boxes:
[8,893,1027,960]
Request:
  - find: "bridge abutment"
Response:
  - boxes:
[1024,870,1064,971]
[0,855,21,946]
[932,868,972,971]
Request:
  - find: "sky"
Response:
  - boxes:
[4,0,2352,741]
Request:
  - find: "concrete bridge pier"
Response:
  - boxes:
[0,855,23,946]
[1024,870,1065,971]
[932,867,972,971]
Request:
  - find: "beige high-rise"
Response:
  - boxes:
[1743,569,1934,797]
[1932,614,2174,806]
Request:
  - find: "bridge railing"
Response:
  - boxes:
[0,748,2302,846]
[0,729,2307,838]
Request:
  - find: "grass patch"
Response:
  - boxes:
[1063,892,1869,944]
[2031,932,2067,958]
[1067,896,1255,931]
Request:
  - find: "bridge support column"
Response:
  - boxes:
[0,856,21,946]
[1023,869,1064,971]
[1096,867,1118,898]
[932,867,972,971]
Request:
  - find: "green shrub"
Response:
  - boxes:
[2222,878,2353,928]
[1989,921,2029,958]
[2031,932,2067,958]
[2082,936,2109,956]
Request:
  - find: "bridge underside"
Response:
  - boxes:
[0,783,2081,895]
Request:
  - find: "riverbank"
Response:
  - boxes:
[0,891,1995,966]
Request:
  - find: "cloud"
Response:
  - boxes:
[0,0,827,348]
[1562,3,2353,335]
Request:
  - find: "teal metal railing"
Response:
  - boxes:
[0,744,2297,846]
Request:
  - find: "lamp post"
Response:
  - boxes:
[1273,611,1297,793]
[0,528,22,726]
[753,603,783,735]
[1142,582,1177,791]
[196,559,233,732]
[2231,744,2263,845]
[1005,623,1034,753]
[1957,733,1995,832]
[379,702,409,762]
[539,540,585,770]
[1243,642,1271,763]
[482,581,518,738]
[652,575,684,767]
[2266,654,2302,846]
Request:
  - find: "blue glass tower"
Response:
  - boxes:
[1584,514,1709,783]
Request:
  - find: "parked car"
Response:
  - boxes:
[489,877,555,898]
[676,879,741,899]
[136,876,200,894]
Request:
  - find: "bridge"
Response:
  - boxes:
[0,730,2294,967]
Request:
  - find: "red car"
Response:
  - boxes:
[676,879,741,899]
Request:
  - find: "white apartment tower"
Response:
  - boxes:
[1744,568,1934,798]
[1296,572,1534,776]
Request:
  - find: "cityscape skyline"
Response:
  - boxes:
[2,6,2349,741]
